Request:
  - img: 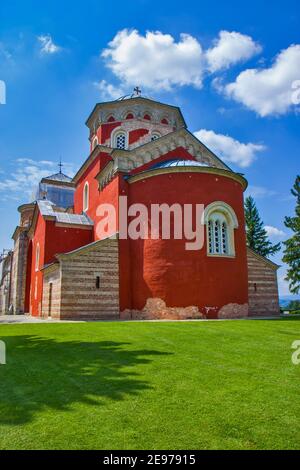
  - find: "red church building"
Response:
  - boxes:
[2,92,280,320]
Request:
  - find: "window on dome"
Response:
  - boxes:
[144,114,151,120]
[151,132,161,141]
[92,136,98,150]
[83,182,89,212]
[161,118,169,125]
[107,116,115,122]
[126,113,134,120]
[204,202,238,257]
[115,132,127,150]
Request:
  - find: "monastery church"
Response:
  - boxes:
[0,91,280,320]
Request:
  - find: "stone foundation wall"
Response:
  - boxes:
[121,298,205,320]
[42,237,120,320]
[247,248,280,317]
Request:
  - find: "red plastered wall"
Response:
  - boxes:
[29,211,93,316]
[119,171,248,318]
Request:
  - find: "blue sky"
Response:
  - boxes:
[0,0,299,297]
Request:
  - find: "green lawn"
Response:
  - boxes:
[0,318,299,450]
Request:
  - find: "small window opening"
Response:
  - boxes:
[96,276,100,289]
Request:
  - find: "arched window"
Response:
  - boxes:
[114,131,127,150]
[107,115,115,122]
[35,243,40,271]
[204,202,238,257]
[144,114,151,121]
[151,132,161,141]
[92,136,98,150]
[126,113,134,120]
[161,118,169,125]
[83,182,89,212]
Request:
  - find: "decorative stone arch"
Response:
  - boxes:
[122,109,135,120]
[161,116,170,125]
[150,130,162,141]
[106,114,116,123]
[202,201,239,257]
[111,127,128,149]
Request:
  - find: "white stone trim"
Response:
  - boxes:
[203,201,239,257]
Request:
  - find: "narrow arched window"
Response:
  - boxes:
[151,132,161,141]
[115,132,126,150]
[107,115,115,122]
[83,182,89,212]
[161,118,169,125]
[126,113,134,120]
[144,114,151,120]
[204,202,238,257]
[92,136,98,150]
[35,243,40,271]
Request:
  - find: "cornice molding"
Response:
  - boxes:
[127,165,248,191]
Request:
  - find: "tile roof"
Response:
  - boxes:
[37,200,93,227]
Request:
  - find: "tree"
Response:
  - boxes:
[244,196,281,257]
[288,300,300,311]
[282,176,300,294]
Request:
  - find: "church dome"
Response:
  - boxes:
[150,159,210,169]
[43,172,73,183]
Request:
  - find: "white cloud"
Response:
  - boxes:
[93,80,125,100]
[246,185,277,198]
[224,45,300,116]
[101,29,262,92]
[0,159,75,201]
[206,31,261,72]
[0,42,12,60]
[194,129,266,167]
[38,34,61,55]
[102,29,205,90]
[264,225,286,238]
[278,269,291,296]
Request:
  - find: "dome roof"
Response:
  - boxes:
[43,172,72,183]
[150,159,210,169]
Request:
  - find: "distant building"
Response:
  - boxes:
[0,250,13,315]
[3,92,280,319]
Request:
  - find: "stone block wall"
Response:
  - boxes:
[247,248,280,317]
[42,237,120,320]
[10,230,29,314]
[42,266,62,318]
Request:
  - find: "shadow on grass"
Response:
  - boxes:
[0,335,171,425]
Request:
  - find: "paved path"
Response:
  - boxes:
[0,315,282,324]
[0,315,70,324]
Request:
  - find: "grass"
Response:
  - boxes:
[0,318,300,450]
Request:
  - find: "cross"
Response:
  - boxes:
[58,157,63,174]
[133,86,141,96]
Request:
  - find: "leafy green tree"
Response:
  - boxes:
[283,176,300,294]
[245,196,281,257]
[287,300,300,311]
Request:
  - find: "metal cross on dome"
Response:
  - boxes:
[58,157,63,174]
[133,86,141,97]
